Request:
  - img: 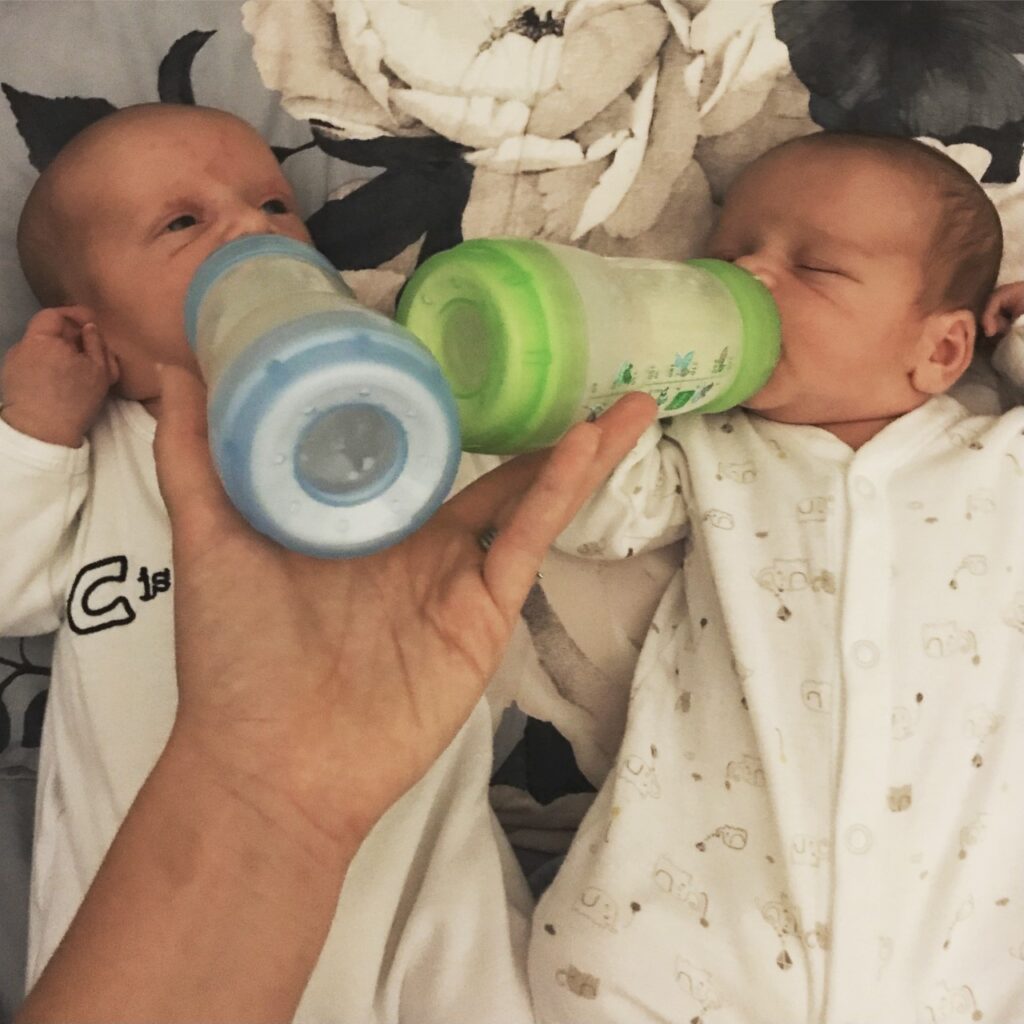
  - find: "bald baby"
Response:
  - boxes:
[5,103,311,440]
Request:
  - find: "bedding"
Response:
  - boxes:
[3,0,1024,1018]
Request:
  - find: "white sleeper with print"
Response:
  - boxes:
[528,395,1024,1024]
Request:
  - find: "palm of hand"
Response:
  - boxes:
[156,365,655,852]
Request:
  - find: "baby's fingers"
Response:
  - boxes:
[80,323,119,383]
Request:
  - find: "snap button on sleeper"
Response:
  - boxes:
[853,476,876,499]
[844,823,874,855]
[852,639,880,668]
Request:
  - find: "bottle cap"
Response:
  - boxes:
[683,259,781,413]
[208,311,462,558]
[397,239,588,452]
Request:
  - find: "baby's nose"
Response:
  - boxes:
[732,253,777,291]
[224,204,280,243]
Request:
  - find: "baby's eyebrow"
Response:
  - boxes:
[804,228,872,259]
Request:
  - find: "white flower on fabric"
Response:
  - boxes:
[241,0,803,257]
[684,0,791,137]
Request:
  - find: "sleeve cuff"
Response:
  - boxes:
[0,412,91,473]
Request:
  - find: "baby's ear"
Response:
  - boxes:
[911,309,976,395]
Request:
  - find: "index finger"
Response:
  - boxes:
[461,393,658,616]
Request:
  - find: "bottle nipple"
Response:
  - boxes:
[294,404,406,500]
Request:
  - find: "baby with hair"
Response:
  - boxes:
[0,103,535,1023]
[526,133,1024,1023]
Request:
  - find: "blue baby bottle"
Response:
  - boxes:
[184,235,461,558]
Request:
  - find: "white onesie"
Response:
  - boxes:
[528,395,1024,1024]
[0,398,534,1024]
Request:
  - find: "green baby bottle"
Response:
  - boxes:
[395,238,780,454]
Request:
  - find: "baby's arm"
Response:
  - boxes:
[0,308,114,634]
[982,282,1024,339]
[556,419,690,560]
[1,306,119,447]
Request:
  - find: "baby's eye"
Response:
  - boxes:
[798,264,842,276]
[261,199,289,215]
[165,214,198,233]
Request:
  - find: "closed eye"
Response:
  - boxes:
[798,264,845,277]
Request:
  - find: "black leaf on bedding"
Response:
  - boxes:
[0,84,116,172]
[21,690,47,750]
[157,29,217,105]
[774,0,1024,181]
[273,139,317,164]
[490,717,596,805]
[0,639,51,754]
[310,127,468,169]
[307,160,473,271]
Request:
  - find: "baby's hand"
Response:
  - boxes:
[1,306,119,447]
[982,282,1024,339]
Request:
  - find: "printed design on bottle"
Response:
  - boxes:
[613,361,636,387]
[675,957,723,1021]
[921,622,980,663]
[661,383,713,412]
[652,856,710,926]
[555,965,600,1000]
[599,346,732,413]
[922,980,983,1022]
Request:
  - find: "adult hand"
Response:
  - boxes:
[18,368,655,1024]
[155,365,658,856]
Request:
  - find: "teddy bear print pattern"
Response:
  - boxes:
[528,394,1024,1024]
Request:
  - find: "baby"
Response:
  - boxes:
[0,104,534,1022]
[526,133,1024,1023]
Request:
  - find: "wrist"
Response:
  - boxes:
[160,724,365,878]
[0,405,86,448]
[21,726,357,1024]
